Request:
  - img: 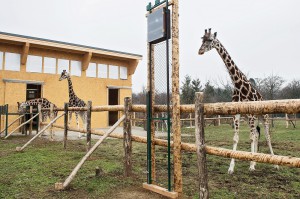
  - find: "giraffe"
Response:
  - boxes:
[198,28,279,174]
[18,98,58,140]
[59,70,87,138]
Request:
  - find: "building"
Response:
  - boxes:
[0,32,142,130]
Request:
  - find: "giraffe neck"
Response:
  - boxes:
[67,76,77,100]
[213,39,263,102]
[214,39,249,87]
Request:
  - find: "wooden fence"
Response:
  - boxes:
[9,97,300,198]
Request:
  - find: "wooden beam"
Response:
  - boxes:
[21,42,30,65]
[82,52,92,71]
[172,0,182,193]
[195,92,209,199]
[123,97,132,177]
[143,183,178,199]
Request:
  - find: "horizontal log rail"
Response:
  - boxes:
[55,115,125,190]
[40,99,300,115]
[4,113,39,139]
[42,122,300,168]
[0,114,24,135]
[16,113,65,152]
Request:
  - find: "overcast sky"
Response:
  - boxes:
[0,0,299,92]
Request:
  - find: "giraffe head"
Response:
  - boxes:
[198,28,218,55]
[59,70,69,81]
[17,102,27,114]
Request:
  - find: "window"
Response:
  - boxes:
[120,66,128,80]
[0,51,3,70]
[71,60,82,76]
[26,55,42,73]
[44,57,56,74]
[86,63,97,77]
[5,52,20,71]
[109,65,119,79]
[98,64,107,78]
[57,59,69,74]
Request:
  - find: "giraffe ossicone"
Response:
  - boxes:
[59,70,87,138]
[199,28,279,174]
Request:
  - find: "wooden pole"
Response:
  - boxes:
[38,104,42,133]
[16,113,65,152]
[4,113,39,139]
[63,103,69,149]
[172,0,182,193]
[44,122,300,168]
[124,97,132,177]
[29,106,33,135]
[218,115,221,126]
[54,115,125,190]
[0,114,24,135]
[50,104,54,140]
[63,103,68,149]
[195,92,209,199]
[147,42,156,183]
[86,101,92,151]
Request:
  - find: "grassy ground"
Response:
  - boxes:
[0,120,299,198]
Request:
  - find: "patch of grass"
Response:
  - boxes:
[0,120,299,198]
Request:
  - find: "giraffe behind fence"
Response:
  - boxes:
[198,28,279,174]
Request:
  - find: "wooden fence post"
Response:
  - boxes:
[64,103,68,149]
[38,104,42,134]
[50,104,54,140]
[29,106,33,135]
[124,97,132,177]
[195,92,209,199]
[86,101,92,151]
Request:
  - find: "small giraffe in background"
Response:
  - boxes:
[18,98,57,140]
[59,70,87,138]
[198,28,279,174]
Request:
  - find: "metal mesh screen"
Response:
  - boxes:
[152,40,173,188]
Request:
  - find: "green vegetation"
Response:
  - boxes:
[0,120,299,198]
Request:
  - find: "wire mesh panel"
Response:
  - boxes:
[152,40,173,188]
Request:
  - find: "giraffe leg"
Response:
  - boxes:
[228,114,240,174]
[263,114,279,170]
[249,115,259,171]
[68,111,72,125]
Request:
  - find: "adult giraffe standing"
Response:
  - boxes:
[59,70,87,138]
[198,29,279,174]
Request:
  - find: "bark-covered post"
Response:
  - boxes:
[86,101,92,151]
[50,104,54,140]
[195,92,209,199]
[63,103,68,149]
[147,42,156,182]
[172,0,182,193]
[123,97,132,177]
[29,106,33,135]
[38,104,42,133]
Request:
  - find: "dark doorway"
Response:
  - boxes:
[25,84,42,131]
[108,89,119,126]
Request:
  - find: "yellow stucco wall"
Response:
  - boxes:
[0,43,136,132]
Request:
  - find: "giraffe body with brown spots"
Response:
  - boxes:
[59,70,87,138]
[199,29,279,174]
[18,98,57,140]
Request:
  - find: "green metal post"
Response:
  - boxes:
[146,91,152,184]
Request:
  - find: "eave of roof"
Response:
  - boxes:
[0,31,143,61]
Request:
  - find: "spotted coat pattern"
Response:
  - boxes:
[199,29,278,174]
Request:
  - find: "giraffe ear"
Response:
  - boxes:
[214,32,217,38]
